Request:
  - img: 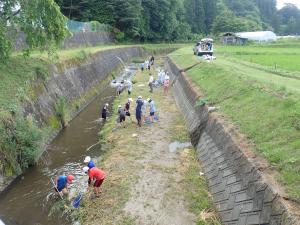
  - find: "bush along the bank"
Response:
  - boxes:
[55,97,69,128]
[0,109,42,176]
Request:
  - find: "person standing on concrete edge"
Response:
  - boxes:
[83,166,106,198]
[148,73,154,93]
[136,96,144,127]
[54,175,74,196]
[84,156,95,169]
[147,98,157,123]
[101,103,109,120]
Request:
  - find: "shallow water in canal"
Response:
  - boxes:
[0,65,137,225]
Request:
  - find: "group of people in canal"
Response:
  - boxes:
[54,55,169,200]
[55,156,105,198]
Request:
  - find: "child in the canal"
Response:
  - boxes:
[84,156,95,169]
[83,166,106,198]
[54,175,74,196]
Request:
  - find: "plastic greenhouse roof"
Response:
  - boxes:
[236,31,277,41]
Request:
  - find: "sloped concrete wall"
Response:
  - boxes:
[62,32,115,48]
[0,47,143,193]
[23,47,143,125]
[165,57,300,225]
[13,32,114,51]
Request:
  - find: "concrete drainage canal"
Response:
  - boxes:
[0,65,137,225]
[166,57,300,225]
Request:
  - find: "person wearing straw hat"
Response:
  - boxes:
[84,156,95,169]
[83,166,106,198]
[54,174,74,196]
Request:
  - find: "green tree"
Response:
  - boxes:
[203,0,217,34]
[185,0,206,33]
[113,0,141,39]
[212,10,261,34]
[0,0,68,62]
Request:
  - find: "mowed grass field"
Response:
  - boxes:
[216,39,300,72]
[169,43,300,201]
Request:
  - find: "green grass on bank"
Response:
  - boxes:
[0,56,49,110]
[170,47,300,201]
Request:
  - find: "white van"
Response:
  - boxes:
[193,38,214,56]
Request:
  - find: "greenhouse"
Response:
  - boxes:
[236,31,277,42]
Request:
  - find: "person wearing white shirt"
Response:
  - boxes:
[148,73,154,93]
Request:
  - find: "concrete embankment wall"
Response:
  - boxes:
[23,47,143,125]
[165,57,300,225]
[61,31,115,48]
[0,47,143,193]
[14,31,115,50]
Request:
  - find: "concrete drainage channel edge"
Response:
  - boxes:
[165,57,300,225]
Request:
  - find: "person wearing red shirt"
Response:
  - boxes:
[83,166,106,197]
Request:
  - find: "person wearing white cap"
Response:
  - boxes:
[84,156,95,169]
[101,103,109,120]
[118,105,126,127]
[83,166,106,198]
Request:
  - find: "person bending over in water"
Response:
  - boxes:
[84,156,95,169]
[54,175,74,196]
[101,103,109,120]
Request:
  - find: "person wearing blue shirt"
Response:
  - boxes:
[55,175,74,195]
[147,98,156,123]
[84,156,95,169]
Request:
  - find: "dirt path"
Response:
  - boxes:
[80,60,219,225]
[123,95,195,225]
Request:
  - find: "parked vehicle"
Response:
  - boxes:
[193,38,214,56]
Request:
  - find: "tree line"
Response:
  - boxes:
[56,0,300,41]
[1,0,300,61]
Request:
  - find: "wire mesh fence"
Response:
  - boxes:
[67,20,113,33]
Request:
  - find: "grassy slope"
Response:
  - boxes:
[78,59,219,225]
[170,46,300,200]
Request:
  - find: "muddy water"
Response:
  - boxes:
[0,66,136,225]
